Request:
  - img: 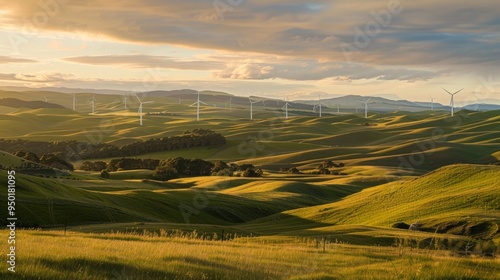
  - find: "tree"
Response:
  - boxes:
[14,150,26,158]
[24,152,40,163]
[39,154,74,171]
[242,168,262,177]
[318,167,330,174]
[100,170,110,179]
[153,166,178,181]
[211,160,228,173]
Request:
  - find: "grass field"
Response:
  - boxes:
[0,90,499,279]
[3,229,499,280]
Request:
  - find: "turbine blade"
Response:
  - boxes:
[453,88,464,95]
[134,93,142,103]
[442,87,453,95]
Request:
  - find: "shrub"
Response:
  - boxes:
[100,170,110,179]
[153,166,179,181]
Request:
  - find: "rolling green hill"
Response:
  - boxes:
[247,164,499,240]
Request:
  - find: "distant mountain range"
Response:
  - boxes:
[0,98,65,109]
[1,86,500,112]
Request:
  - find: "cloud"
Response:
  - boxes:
[2,0,500,67]
[214,61,436,82]
[63,55,223,70]
[0,72,73,83]
[0,56,38,64]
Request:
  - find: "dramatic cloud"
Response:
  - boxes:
[1,0,499,100]
[2,0,500,66]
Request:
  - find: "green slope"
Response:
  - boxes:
[248,164,500,239]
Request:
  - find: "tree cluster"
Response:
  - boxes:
[311,160,346,175]
[106,158,160,172]
[279,167,301,174]
[14,151,74,171]
[0,129,225,160]
[79,156,262,180]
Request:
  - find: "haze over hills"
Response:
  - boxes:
[2,87,500,113]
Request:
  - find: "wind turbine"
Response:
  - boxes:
[442,88,463,116]
[227,97,232,112]
[282,97,291,119]
[249,97,262,121]
[474,105,480,111]
[189,91,208,121]
[123,96,128,109]
[88,96,96,114]
[360,96,373,119]
[72,93,76,110]
[135,94,154,126]
[429,96,435,111]
[313,94,326,117]
[178,97,182,104]
[44,96,49,103]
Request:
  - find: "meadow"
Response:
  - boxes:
[3,229,499,280]
[0,90,499,279]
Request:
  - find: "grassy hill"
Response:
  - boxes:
[248,164,499,240]
[0,96,498,174]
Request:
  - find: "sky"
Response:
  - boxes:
[0,0,499,104]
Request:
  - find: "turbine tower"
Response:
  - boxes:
[313,94,326,117]
[44,96,49,103]
[442,88,463,117]
[430,96,435,111]
[189,91,207,121]
[282,97,291,119]
[123,96,128,109]
[135,94,154,126]
[249,97,262,121]
[72,93,76,110]
[88,96,96,114]
[360,96,373,119]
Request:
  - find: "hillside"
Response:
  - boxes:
[250,164,499,239]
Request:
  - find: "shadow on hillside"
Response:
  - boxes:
[241,213,334,235]
[162,256,272,278]
[38,257,176,279]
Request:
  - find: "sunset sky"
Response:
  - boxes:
[0,0,499,104]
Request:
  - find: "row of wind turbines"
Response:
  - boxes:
[45,88,466,126]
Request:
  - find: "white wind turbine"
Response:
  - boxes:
[135,94,154,126]
[88,95,96,114]
[442,88,463,116]
[313,94,326,117]
[282,97,291,119]
[359,96,373,119]
[44,96,49,103]
[249,97,262,121]
[429,96,435,111]
[189,91,208,121]
[178,97,182,104]
[123,96,128,109]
